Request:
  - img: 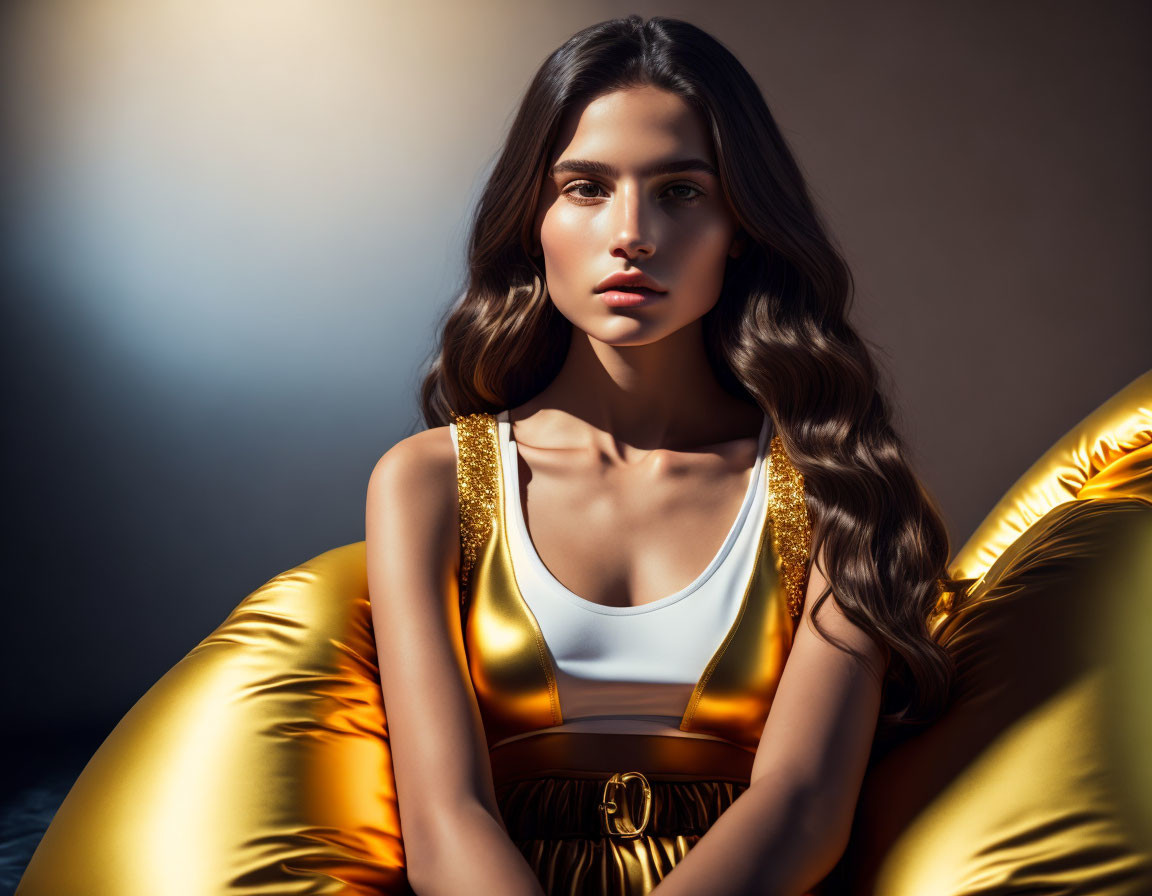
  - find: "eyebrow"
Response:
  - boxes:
[548,157,719,179]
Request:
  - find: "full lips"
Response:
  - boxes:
[599,287,663,307]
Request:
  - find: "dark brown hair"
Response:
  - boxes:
[419,15,966,731]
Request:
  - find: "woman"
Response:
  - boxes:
[366,15,963,896]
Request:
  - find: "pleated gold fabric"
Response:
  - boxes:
[498,775,747,896]
[485,731,764,896]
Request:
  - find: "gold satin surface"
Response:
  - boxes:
[17,543,409,896]
[679,489,797,746]
[834,499,1152,896]
[940,369,1152,594]
[455,411,809,754]
[457,413,562,748]
[830,369,1152,896]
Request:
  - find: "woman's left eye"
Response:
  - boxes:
[664,183,703,202]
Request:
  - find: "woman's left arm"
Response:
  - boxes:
[651,547,889,896]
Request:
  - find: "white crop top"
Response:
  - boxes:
[449,410,772,748]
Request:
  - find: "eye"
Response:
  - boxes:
[664,182,704,203]
[559,180,706,205]
[560,181,607,203]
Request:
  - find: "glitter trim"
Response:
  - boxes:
[454,412,500,608]
[767,435,812,618]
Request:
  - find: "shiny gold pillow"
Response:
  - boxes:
[832,370,1152,895]
[17,541,409,896]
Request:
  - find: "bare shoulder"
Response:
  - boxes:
[370,423,456,473]
[368,425,457,504]
[366,424,459,578]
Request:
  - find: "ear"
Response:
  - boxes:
[729,229,748,259]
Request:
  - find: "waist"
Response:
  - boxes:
[488,729,755,787]
[497,772,748,840]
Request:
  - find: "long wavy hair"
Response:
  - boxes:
[419,15,968,733]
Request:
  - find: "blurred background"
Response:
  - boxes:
[1,0,1148,888]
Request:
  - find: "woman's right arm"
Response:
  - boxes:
[365,428,546,896]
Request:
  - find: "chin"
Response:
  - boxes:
[583,322,682,348]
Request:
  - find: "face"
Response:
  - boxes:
[533,85,743,347]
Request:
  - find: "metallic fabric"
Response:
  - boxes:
[454,411,502,610]
[931,369,1152,626]
[488,733,762,896]
[831,498,1152,896]
[498,775,747,896]
[455,412,809,752]
[17,542,409,895]
[680,467,798,746]
[486,731,757,786]
[456,411,563,747]
[767,433,813,619]
[828,369,1152,896]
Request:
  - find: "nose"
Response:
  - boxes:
[609,183,655,260]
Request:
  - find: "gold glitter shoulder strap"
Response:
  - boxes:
[453,412,500,609]
[767,435,813,618]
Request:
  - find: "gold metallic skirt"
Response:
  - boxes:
[488,732,756,896]
[498,775,746,896]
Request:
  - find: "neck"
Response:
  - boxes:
[515,321,760,454]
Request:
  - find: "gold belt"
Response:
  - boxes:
[489,731,755,786]
[598,771,653,839]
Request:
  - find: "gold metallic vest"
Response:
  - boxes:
[454,412,812,753]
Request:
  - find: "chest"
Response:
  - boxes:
[450,410,810,750]
[508,434,764,610]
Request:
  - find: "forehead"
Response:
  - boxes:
[550,86,716,169]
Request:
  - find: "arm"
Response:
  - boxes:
[366,430,546,896]
[650,546,887,896]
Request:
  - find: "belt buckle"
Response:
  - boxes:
[598,771,652,839]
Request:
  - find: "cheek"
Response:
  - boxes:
[540,204,581,248]
[678,222,735,286]
[538,212,589,290]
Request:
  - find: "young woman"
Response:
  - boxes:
[366,15,963,896]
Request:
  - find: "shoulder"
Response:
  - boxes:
[370,423,457,475]
[367,424,459,529]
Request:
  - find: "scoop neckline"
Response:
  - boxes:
[497,409,770,616]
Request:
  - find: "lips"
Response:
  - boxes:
[599,287,662,308]
[595,271,666,294]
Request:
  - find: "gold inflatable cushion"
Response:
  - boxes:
[829,370,1152,896]
[17,540,407,896]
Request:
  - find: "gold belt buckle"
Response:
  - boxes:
[598,771,652,839]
